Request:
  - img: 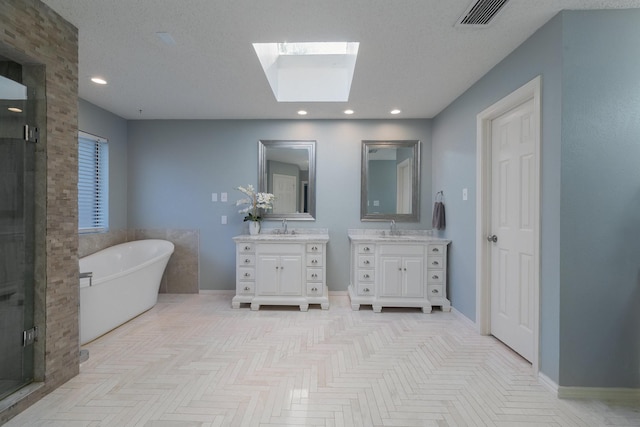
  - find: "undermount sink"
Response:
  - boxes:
[243,228,329,241]
[347,228,437,242]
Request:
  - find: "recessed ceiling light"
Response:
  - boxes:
[8,107,22,113]
[297,110,308,116]
[91,77,107,85]
[390,109,402,115]
[344,109,354,115]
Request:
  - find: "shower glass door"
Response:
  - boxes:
[0,73,36,400]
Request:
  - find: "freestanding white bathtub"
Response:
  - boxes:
[79,239,175,345]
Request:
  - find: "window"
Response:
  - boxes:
[78,131,108,233]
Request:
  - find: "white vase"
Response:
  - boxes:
[248,221,260,235]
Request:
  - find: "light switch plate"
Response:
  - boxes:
[221,192,228,202]
[221,215,227,224]
[211,192,218,202]
[462,188,468,201]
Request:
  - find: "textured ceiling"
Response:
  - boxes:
[41,0,640,120]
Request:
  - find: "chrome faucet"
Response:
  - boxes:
[390,219,396,235]
[282,218,288,234]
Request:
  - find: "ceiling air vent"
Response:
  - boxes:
[456,0,510,27]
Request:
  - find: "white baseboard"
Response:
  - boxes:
[451,307,476,330]
[538,372,559,395]
[558,386,640,401]
[198,289,235,295]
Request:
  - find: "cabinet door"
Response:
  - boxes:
[258,255,279,295]
[380,256,402,297]
[279,255,302,295]
[403,257,424,297]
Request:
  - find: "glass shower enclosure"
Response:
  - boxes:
[0,70,36,400]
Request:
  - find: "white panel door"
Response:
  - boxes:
[489,98,535,362]
[272,174,297,213]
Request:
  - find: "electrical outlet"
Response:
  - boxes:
[211,192,218,202]
[221,215,227,225]
[221,192,228,202]
[462,188,468,201]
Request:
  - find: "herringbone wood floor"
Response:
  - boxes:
[6,293,639,426]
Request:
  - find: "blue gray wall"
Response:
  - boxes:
[432,14,563,383]
[559,10,640,388]
[432,10,640,388]
[78,99,128,230]
[126,119,432,293]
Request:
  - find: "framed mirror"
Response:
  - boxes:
[361,140,420,222]
[258,140,316,221]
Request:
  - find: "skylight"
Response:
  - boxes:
[253,41,359,102]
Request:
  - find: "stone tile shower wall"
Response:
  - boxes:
[79,229,200,293]
[0,0,79,423]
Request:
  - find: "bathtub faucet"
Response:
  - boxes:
[80,271,93,287]
[282,219,288,234]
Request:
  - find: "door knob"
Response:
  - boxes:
[487,234,498,243]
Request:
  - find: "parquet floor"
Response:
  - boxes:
[5,293,639,426]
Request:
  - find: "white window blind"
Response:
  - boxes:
[78,131,109,233]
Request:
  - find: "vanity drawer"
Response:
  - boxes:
[306,255,323,267]
[358,244,375,254]
[306,283,323,296]
[357,284,374,296]
[427,271,444,284]
[428,256,444,269]
[358,255,374,268]
[428,244,445,255]
[306,268,323,282]
[238,267,254,281]
[239,254,255,266]
[239,243,255,253]
[427,284,444,298]
[358,270,374,282]
[238,282,255,295]
[306,243,323,254]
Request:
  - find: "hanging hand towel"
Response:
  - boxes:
[432,192,446,230]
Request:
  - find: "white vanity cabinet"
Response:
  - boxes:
[348,229,450,313]
[232,231,329,311]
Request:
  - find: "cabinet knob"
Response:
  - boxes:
[364,274,370,279]
[432,275,439,280]
[363,287,370,292]
[364,247,370,252]
[244,286,250,291]
[431,289,439,294]
[244,259,251,263]
[398,267,402,271]
[244,273,250,277]
[364,260,370,265]
[312,246,318,251]
[432,261,439,266]
[432,248,439,252]
[312,273,317,278]
[244,246,251,251]
[312,259,318,264]
[311,287,318,292]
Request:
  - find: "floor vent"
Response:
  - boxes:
[456,0,510,27]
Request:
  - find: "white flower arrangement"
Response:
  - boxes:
[236,184,275,222]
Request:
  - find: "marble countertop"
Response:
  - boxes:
[347,228,451,244]
[233,228,329,242]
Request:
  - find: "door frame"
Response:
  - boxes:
[475,75,541,372]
